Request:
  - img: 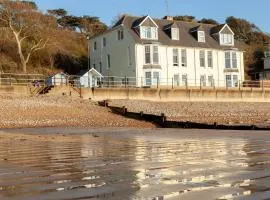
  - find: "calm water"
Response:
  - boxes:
[1,128,270,200]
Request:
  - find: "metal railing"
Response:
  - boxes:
[0,73,269,91]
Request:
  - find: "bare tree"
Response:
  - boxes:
[0,0,55,73]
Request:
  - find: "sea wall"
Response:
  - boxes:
[81,87,270,102]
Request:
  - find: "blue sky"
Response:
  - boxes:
[35,0,270,33]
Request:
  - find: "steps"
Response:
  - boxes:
[38,86,54,95]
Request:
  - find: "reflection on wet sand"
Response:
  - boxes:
[1,129,270,200]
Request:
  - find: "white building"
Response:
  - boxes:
[46,72,68,86]
[89,15,245,88]
[77,68,103,88]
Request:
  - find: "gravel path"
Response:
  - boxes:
[110,100,270,125]
[0,96,155,129]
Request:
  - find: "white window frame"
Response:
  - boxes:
[173,48,179,66]
[200,75,206,86]
[225,51,238,69]
[220,33,234,46]
[200,50,205,67]
[171,28,179,40]
[208,75,214,87]
[140,26,158,40]
[182,74,188,86]
[181,49,187,67]
[198,31,205,43]
[144,45,159,65]
[207,51,213,68]
[226,74,239,87]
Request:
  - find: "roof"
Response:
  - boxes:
[78,68,103,77]
[115,15,243,51]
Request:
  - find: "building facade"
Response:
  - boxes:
[89,15,245,88]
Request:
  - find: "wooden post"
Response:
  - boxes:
[161,113,166,124]
[122,106,127,115]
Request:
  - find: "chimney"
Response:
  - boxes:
[163,16,173,21]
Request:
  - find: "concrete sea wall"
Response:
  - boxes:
[81,87,270,102]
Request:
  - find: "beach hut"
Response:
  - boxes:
[77,68,103,88]
[46,72,69,86]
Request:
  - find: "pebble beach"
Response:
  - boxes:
[0,95,155,129]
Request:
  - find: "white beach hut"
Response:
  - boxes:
[46,72,69,86]
[78,68,103,88]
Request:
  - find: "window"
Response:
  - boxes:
[173,49,179,66]
[141,26,158,40]
[225,51,238,69]
[220,34,233,45]
[232,52,237,68]
[182,74,187,86]
[208,75,214,87]
[145,72,152,86]
[181,49,187,67]
[103,37,106,47]
[117,29,124,40]
[99,62,102,73]
[145,46,151,64]
[200,50,205,67]
[233,75,239,87]
[200,75,206,86]
[226,75,232,87]
[144,45,159,65]
[107,54,111,68]
[208,51,213,68]
[171,28,179,40]
[93,41,97,51]
[225,52,231,68]
[226,75,239,87]
[153,71,160,85]
[93,63,96,69]
[174,74,180,86]
[198,31,205,43]
[153,46,159,64]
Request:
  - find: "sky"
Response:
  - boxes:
[35,0,270,33]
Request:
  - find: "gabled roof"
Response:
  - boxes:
[78,68,103,77]
[211,24,234,35]
[118,15,242,50]
[132,15,159,28]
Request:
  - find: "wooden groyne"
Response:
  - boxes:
[99,100,270,131]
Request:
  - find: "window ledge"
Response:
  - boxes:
[224,68,239,72]
[143,65,161,69]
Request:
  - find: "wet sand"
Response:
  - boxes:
[1,128,270,200]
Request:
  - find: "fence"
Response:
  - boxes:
[0,73,269,90]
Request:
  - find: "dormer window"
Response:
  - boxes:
[220,33,233,45]
[171,28,179,40]
[198,31,205,43]
[141,26,158,40]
